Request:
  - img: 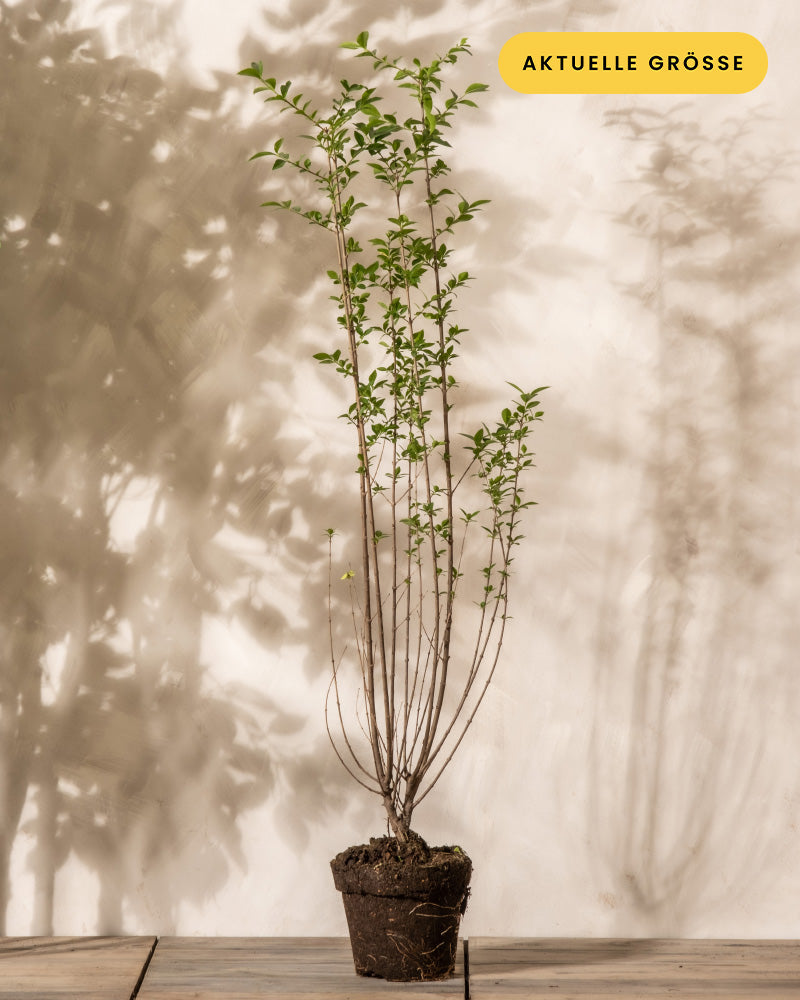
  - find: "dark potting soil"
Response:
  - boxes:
[330,832,472,904]
[331,833,473,981]
[334,831,439,866]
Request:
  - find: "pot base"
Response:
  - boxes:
[331,837,472,982]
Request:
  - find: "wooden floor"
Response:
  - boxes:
[1,936,799,998]
[469,938,800,998]
[137,938,465,999]
[0,937,156,1000]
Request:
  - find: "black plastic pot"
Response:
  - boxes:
[331,842,472,982]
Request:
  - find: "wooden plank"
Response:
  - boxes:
[137,937,465,999]
[0,937,156,1000]
[469,937,800,998]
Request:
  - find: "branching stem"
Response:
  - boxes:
[241,35,544,843]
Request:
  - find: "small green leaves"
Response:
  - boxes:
[342,30,370,50]
[237,62,263,79]
[241,36,543,693]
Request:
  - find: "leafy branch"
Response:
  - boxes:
[240,33,544,842]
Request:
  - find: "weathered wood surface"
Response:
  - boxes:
[4,936,799,997]
[136,937,465,999]
[0,936,156,999]
[469,937,800,998]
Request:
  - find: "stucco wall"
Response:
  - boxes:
[1,0,798,937]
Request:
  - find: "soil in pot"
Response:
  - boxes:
[330,833,472,982]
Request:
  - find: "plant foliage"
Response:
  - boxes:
[240,34,545,841]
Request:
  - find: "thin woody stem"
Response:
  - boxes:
[391,183,445,812]
[244,43,540,844]
[417,137,455,767]
[327,142,388,792]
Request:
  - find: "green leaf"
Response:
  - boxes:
[356,30,370,48]
[465,82,489,94]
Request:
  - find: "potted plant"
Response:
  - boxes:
[240,34,545,982]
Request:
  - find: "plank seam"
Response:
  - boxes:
[130,936,159,1000]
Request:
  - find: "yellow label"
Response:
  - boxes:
[499,33,767,94]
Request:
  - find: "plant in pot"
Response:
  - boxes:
[240,34,545,982]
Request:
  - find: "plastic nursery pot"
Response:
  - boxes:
[330,837,472,982]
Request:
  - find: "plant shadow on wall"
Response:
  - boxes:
[233,0,625,511]
[0,0,623,938]
[244,0,619,56]
[0,0,356,936]
[233,9,602,672]
[588,104,800,934]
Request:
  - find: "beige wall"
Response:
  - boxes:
[1,0,798,937]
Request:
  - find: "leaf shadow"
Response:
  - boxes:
[0,0,351,935]
[582,103,800,934]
